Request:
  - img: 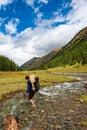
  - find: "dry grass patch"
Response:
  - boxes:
[75,94,87,104]
[80,121,87,127]
[48,64,87,72]
[0,71,76,100]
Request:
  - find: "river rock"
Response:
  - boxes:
[84,83,87,89]
[55,124,62,129]
[1,76,87,130]
[4,115,19,130]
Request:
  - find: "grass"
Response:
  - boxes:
[0,70,76,100]
[80,121,87,127]
[48,64,87,72]
[0,64,87,100]
[76,94,87,104]
[75,93,87,127]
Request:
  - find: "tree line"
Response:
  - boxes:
[0,55,20,71]
[38,36,87,69]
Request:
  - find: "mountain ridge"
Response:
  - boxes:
[20,47,62,70]
[21,26,87,70]
[40,26,87,69]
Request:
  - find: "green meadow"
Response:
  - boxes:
[48,64,87,72]
[0,64,87,100]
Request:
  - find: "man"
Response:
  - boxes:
[25,75,36,107]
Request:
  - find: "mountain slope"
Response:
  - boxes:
[20,57,40,70]
[39,26,87,69]
[21,26,87,70]
[21,48,61,70]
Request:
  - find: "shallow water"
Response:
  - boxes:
[0,72,87,129]
[39,81,85,97]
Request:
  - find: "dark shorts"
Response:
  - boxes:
[28,91,35,99]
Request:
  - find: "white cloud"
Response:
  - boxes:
[0,32,12,45]
[0,0,87,66]
[24,0,34,8]
[24,0,48,7]
[24,0,48,15]
[11,24,80,65]
[0,0,13,7]
[67,0,87,25]
[35,15,65,27]
[0,24,81,66]
[38,0,48,4]
[5,18,20,34]
[0,32,14,59]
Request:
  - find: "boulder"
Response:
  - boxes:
[4,115,19,130]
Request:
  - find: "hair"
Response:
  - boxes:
[25,75,29,80]
[29,74,35,83]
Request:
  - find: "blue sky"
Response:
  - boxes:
[0,0,87,66]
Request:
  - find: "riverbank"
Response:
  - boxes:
[0,71,76,101]
[0,79,87,130]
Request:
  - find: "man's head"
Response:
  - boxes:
[25,75,29,80]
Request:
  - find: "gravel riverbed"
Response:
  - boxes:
[0,73,87,130]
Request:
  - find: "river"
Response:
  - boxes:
[0,72,87,130]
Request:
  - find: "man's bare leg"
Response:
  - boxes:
[29,99,36,107]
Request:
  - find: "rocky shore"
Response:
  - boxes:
[0,79,87,130]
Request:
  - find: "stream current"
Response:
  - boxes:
[0,72,87,130]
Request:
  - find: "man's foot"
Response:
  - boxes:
[32,104,36,107]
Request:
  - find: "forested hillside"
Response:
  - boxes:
[0,55,19,71]
[20,48,61,70]
[20,26,87,70]
[39,26,87,69]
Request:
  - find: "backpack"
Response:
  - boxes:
[34,76,40,92]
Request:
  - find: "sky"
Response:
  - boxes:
[0,0,87,66]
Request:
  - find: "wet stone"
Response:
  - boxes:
[0,74,87,129]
